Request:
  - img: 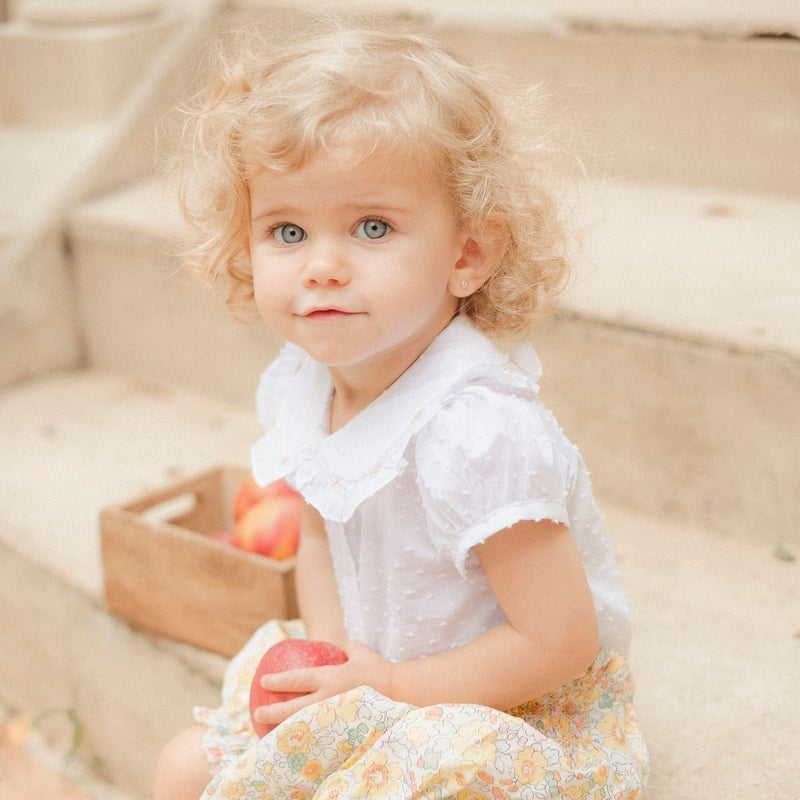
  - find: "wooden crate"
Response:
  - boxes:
[100,466,299,657]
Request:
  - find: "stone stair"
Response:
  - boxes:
[0,2,798,798]
[1,370,797,798]
[67,173,800,546]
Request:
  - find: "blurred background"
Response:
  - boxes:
[0,2,798,798]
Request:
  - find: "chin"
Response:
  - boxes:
[299,340,378,368]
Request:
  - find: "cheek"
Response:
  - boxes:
[251,259,298,331]
[251,265,276,317]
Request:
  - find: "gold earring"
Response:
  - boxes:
[460,281,468,289]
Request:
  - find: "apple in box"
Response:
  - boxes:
[249,639,348,737]
[233,475,297,521]
[233,477,302,559]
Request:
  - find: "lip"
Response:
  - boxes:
[301,307,359,319]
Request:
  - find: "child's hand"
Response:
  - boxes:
[251,640,393,730]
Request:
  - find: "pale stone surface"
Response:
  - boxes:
[0,0,222,392]
[1,467,797,799]
[0,371,260,599]
[69,181,284,406]
[1,3,798,797]
[605,503,799,799]
[233,0,800,36]
[0,15,174,125]
[65,177,800,544]
[21,0,162,26]
[0,233,82,387]
[440,27,800,197]
[0,703,135,800]
[570,181,800,357]
[533,316,800,545]
[0,542,224,798]
[0,122,108,358]
[0,742,98,800]
[0,125,106,223]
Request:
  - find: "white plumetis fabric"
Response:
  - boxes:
[251,317,631,662]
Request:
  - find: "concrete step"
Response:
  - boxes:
[0,370,260,599]
[0,370,248,797]
[239,0,800,37]
[66,176,800,543]
[0,0,226,390]
[0,7,174,126]
[0,370,797,798]
[0,537,226,800]
[0,701,137,800]
[432,20,800,196]
[224,1,800,196]
[67,179,283,410]
[4,8,797,798]
[62,5,800,542]
[533,182,800,543]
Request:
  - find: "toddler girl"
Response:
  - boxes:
[155,23,648,800]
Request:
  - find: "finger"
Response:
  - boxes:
[253,694,316,725]
[261,667,322,693]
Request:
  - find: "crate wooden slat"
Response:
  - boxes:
[101,466,299,657]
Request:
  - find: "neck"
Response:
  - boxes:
[326,317,455,433]
[327,357,408,434]
[327,383,370,434]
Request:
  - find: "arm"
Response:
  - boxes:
[294,503,347,646]
[389,519,600,709]
[258,518,599,723]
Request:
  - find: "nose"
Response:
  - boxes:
[302,236,351,287]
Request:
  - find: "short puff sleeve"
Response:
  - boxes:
[414,383,578,581]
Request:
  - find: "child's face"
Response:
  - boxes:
[248,144,468,387]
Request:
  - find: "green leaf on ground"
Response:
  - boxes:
[773,543,796,562]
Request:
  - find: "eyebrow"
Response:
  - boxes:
[251,207,296,223]
[350,202,409,215]
[251,201,411,223]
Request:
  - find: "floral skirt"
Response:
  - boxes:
[195,621,648,799]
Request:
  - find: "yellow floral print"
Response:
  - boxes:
[196,623,648,800]
[300,757,325,783]
[220,780,246,799]
[451,718,498,764]
[316,691,361,728]
[597,712,626,750]
[350,751,405,799]
[512,746,549,785]
[276,720,316,755]
[406,725,431,749]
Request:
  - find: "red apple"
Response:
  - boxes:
[234,492,302,559]
[249,639,348,737]
[233,475,298,522]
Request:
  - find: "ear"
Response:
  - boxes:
[448,216,509,298]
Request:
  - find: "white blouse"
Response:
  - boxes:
[252,316,631,662]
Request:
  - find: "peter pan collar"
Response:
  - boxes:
[251,316,543,522]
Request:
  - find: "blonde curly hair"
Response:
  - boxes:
[176,23,572,341]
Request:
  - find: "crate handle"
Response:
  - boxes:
[139,492,198,524]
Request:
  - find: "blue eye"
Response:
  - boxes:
[356,219,390,240]
[273,224,306,244]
